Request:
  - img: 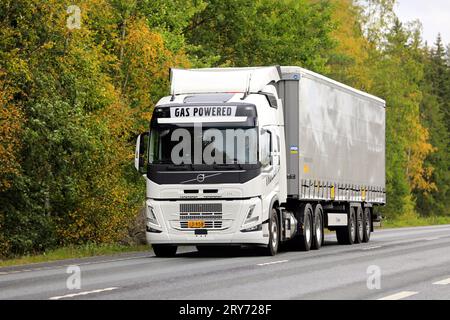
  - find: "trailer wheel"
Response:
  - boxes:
[362,207,372,243]
[355,206,364,244]
[262,207,279,256]
[336,207,356,245]
[311,204,324,250]
[296,203,313,251]
[152,245,177,257]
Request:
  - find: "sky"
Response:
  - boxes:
[395,0,450,46]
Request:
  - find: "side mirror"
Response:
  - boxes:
[135,132,149,174]
[260,92,278,109]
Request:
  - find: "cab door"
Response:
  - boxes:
[260,127,281,211]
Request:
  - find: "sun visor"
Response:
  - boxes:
[170,67,281,95]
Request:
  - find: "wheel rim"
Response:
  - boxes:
[271,216,278,249]
[316,216,322,244]
[305,215,311,244]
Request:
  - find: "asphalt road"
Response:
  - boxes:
[1,225,450,300]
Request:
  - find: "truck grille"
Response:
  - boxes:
[179,203,223,230]
[180,203,222,213]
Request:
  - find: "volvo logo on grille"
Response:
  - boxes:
[180,173,222,184]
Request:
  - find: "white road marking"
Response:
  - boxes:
[257,260,289,266]
[49,287,119,300]
[433,278,450,285]
[361,246,382,251]
[378,291,419,300]
[425,237,440,241]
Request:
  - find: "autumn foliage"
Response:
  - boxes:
[0,0,448,257]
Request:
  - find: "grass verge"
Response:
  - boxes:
[382,215,450,229]
[0,243,148,268]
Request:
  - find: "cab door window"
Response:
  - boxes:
[260,130,272,167]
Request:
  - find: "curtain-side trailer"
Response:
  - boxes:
[135,66,386,257]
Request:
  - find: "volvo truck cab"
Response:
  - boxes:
[135,67,288,256]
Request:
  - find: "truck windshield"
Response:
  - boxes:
[149,126,258,168]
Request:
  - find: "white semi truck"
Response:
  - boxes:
[135,66,386,257]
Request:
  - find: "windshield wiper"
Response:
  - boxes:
[166,164,193,171]
[212,162,243,170]
[156,163,245,171]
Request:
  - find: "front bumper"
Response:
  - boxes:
[146,229,268,245]
[145,198,269,246]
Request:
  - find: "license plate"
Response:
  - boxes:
[188,220,205,229]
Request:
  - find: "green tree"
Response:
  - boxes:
[415,36,450,216]
[326,0,374,91]
[185,0,335,72]
[365,19,434,219]
[0,0,192,256]
[428,35,450,131]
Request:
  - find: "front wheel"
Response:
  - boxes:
[153,245,177,257]
[262,208,279,256]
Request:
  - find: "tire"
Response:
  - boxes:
[311,204,324,250]
[262,207,279,256]
[336,207,356,245]
[153,244,177,257]
[296,203,313,251]
[362,207,372,243]
[355,206,364,244]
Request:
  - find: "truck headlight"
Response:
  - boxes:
[146,205,159,227]
[243,205,259,225]
[241,224,262,233]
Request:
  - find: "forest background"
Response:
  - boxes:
[1,0,449,258]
